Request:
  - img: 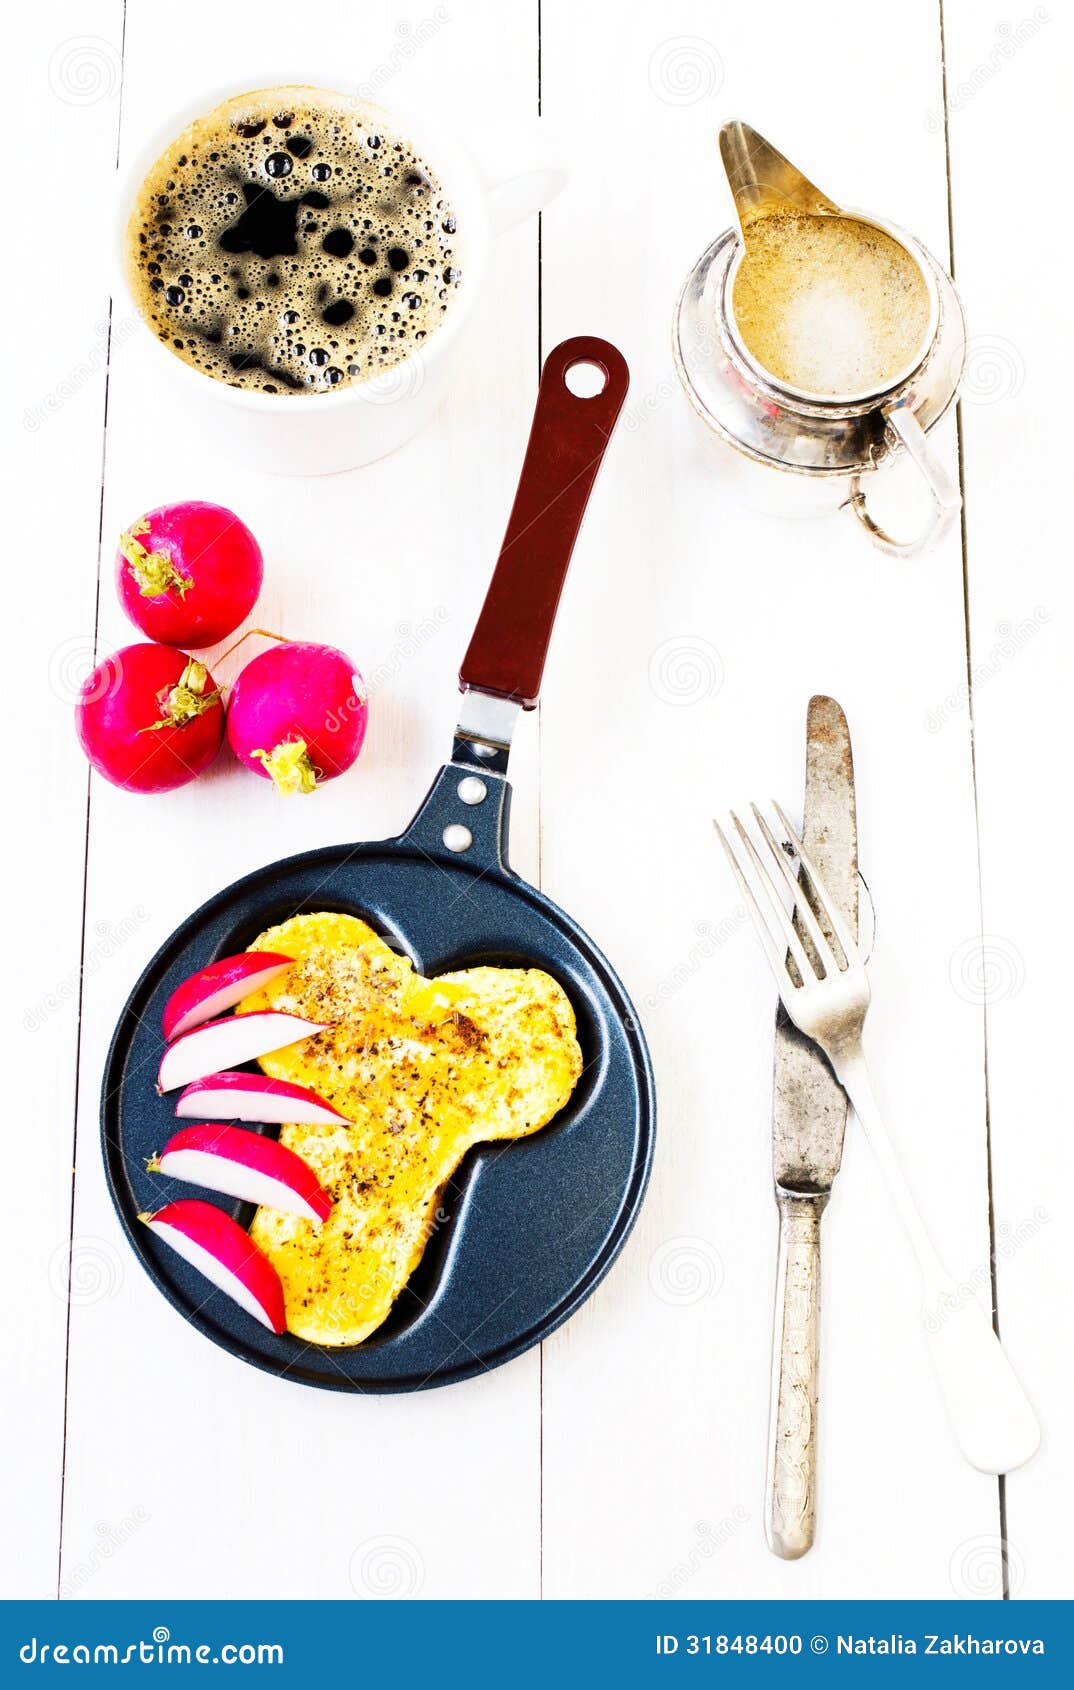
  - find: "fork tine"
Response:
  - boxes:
[713,820,789,986]
[750,803,838,975]
[771,799,859,965]
[730,813,818,986]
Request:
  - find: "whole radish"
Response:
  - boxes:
[227,641,367,795]
[115,501,263,648]
[75,642,225,793]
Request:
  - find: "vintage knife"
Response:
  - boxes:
[765,695,858,1560]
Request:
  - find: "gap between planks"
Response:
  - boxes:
[936,0,1009,1600]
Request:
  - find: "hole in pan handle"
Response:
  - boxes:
[458,336,630,710]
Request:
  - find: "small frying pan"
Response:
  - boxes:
[102,337,655,1393]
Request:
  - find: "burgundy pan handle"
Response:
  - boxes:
[459,336,629,709]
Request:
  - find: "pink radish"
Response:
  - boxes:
[75,643,224,794]
[116,502,263,648]
[162,952,294,1042]
[158,1010,332,1092]
[139,1198,286,1332]
[150,1124,333,1224]
[176,1071,350,1126]
[227,641,367,795]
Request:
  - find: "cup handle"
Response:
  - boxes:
[471,120,568,234]
[845,402,961,559]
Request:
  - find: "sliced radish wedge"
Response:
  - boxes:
[157,1011,332,1092]
[150,1124,333,1224]
[176,1071,350,1126]
[139,1198,286,1332]
[162,951,293,1042]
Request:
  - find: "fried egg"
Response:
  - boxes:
[237,912,583,1345]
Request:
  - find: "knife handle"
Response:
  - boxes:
[766,1193,824,1560]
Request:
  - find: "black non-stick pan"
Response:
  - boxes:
[102,336,655,1392]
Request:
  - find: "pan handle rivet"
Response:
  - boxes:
[457,776,487,805]
[443,823,473,853]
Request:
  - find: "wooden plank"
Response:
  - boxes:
[538,0,1002,1596]
[942,0,1072,1602]
[60,0,544,1598]
[4,0,125,1598]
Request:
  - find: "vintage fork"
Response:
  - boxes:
[717,802,1040,1475]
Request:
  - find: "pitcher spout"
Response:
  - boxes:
[718,120,839,231]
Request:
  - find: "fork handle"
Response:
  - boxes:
[922,1277,1041,1474]
[833,1045,1040,1475]
[766,1193,824,1558]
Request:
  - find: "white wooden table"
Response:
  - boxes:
[9,0,1070,1602]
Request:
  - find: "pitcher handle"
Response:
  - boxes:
[845,403,961,559]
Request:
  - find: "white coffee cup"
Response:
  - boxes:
[115,80,565,475]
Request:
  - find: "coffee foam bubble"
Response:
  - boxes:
[730,212,932,398]
[126,87,463,396]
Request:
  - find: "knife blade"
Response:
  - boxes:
[765,695,858,1560]
[773,695,859,1191]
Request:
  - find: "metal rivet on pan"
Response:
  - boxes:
[443,824,473,853]
[457,776,487,806]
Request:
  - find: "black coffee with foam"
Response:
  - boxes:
[126,87,463,395]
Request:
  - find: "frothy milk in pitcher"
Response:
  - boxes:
[730,211,933,398]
